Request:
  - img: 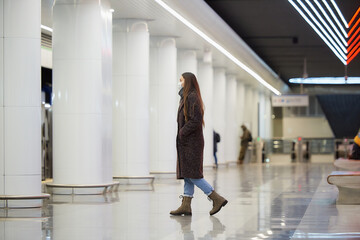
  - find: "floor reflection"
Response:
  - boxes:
[2,163,360,240]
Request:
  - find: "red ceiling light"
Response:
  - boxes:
[347,6,360,64]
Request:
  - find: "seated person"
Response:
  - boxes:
[349,130,360,160]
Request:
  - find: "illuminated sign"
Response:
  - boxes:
[272,95,309,107]
[289,0,360,65]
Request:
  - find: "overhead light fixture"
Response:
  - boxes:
[305,0,346,54]
[289,77,360,84]
[314,0,347,47]
[289,0,346,65]
[154,0,281,95]
[331,0,348,28]
[322,0,347,38]
[301,0,346,56]
[41,25,53,33]
[110,9,115,13]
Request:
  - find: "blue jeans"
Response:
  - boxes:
[183,178,214,197]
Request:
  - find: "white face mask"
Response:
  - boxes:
[177,82,183,92]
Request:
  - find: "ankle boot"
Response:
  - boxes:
[208,191,228,215]
[170,196,192,216]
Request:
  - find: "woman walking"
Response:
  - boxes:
[170,72,228,216]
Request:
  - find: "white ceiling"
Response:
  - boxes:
[41,0,289,95]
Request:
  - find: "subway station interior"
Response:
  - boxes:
[1,0,360,239]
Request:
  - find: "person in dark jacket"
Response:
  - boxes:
[170,72,228,216]
[213,130,220,168]
[238,124,251,164]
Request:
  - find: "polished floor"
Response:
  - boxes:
[1,162,360,240]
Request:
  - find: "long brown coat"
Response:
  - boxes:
[176,90,204,179]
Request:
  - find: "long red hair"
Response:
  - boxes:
[182,72,204,126]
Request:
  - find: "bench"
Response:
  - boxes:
[334,158,360,171]
[0,194,50,209]
[46,182,120,195]
[113,176,155,184]
[327,171,360,204]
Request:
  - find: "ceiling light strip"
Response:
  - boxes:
[348,27,360,45]
[347,34,360,53]
[305,0,346,53]
[155,0,281,95]
[348,7,360,27]
[295,0,346,61]
[314,0,347,46]
[322,0,348,38]
[289,0,346,64]
[348,17,360,36]
[289,77,360,84]
[331,0,348,28]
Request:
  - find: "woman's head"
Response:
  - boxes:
[180,72,204,125]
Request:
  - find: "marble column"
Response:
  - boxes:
[225,75,238,163]
[177,50,197,77]
[1,0,41,207]
[236,81,246,159]
[243,86,253,131]
[149,37,177,173]
[52,0,113,193]
[112,19,150,178]
[197,57,214,167]
[259,92,266,138]
[252,89,260,137]
[213,68,226,165]
[265,94,272,139]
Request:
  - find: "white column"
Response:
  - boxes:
[113,19,150,177]
[197,59,213,167]
[1,0,41,207]
[225,75,238,163]
[52,0,113,192]
[236,81,245,157]
[265,94,272,139]
[259,92,266,138]
[213,68,226,165]
[177,50,197,77]
[149,37,177,173]
[252,89,259,137]
[243,86,253,130]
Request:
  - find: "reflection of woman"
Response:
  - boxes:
[170,72,227,216]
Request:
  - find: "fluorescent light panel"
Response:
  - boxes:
[322,0,348,37]
[305,0,346,53]
[289,0,347,65]
[155,0,281,95]
[314,0,347,47]
[289,77,360,84]
[331,0,348,28]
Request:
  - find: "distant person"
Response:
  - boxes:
[213,130,221,168]
[349,130,360,160]
[170,72,227,216]
[238,124,252,164]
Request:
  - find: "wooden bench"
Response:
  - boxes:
[0,194,50,209]
[334,158,360,171]
[46,182,119,195]
[327,171,360,204]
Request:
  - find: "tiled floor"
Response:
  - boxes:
[1,162,360,239]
